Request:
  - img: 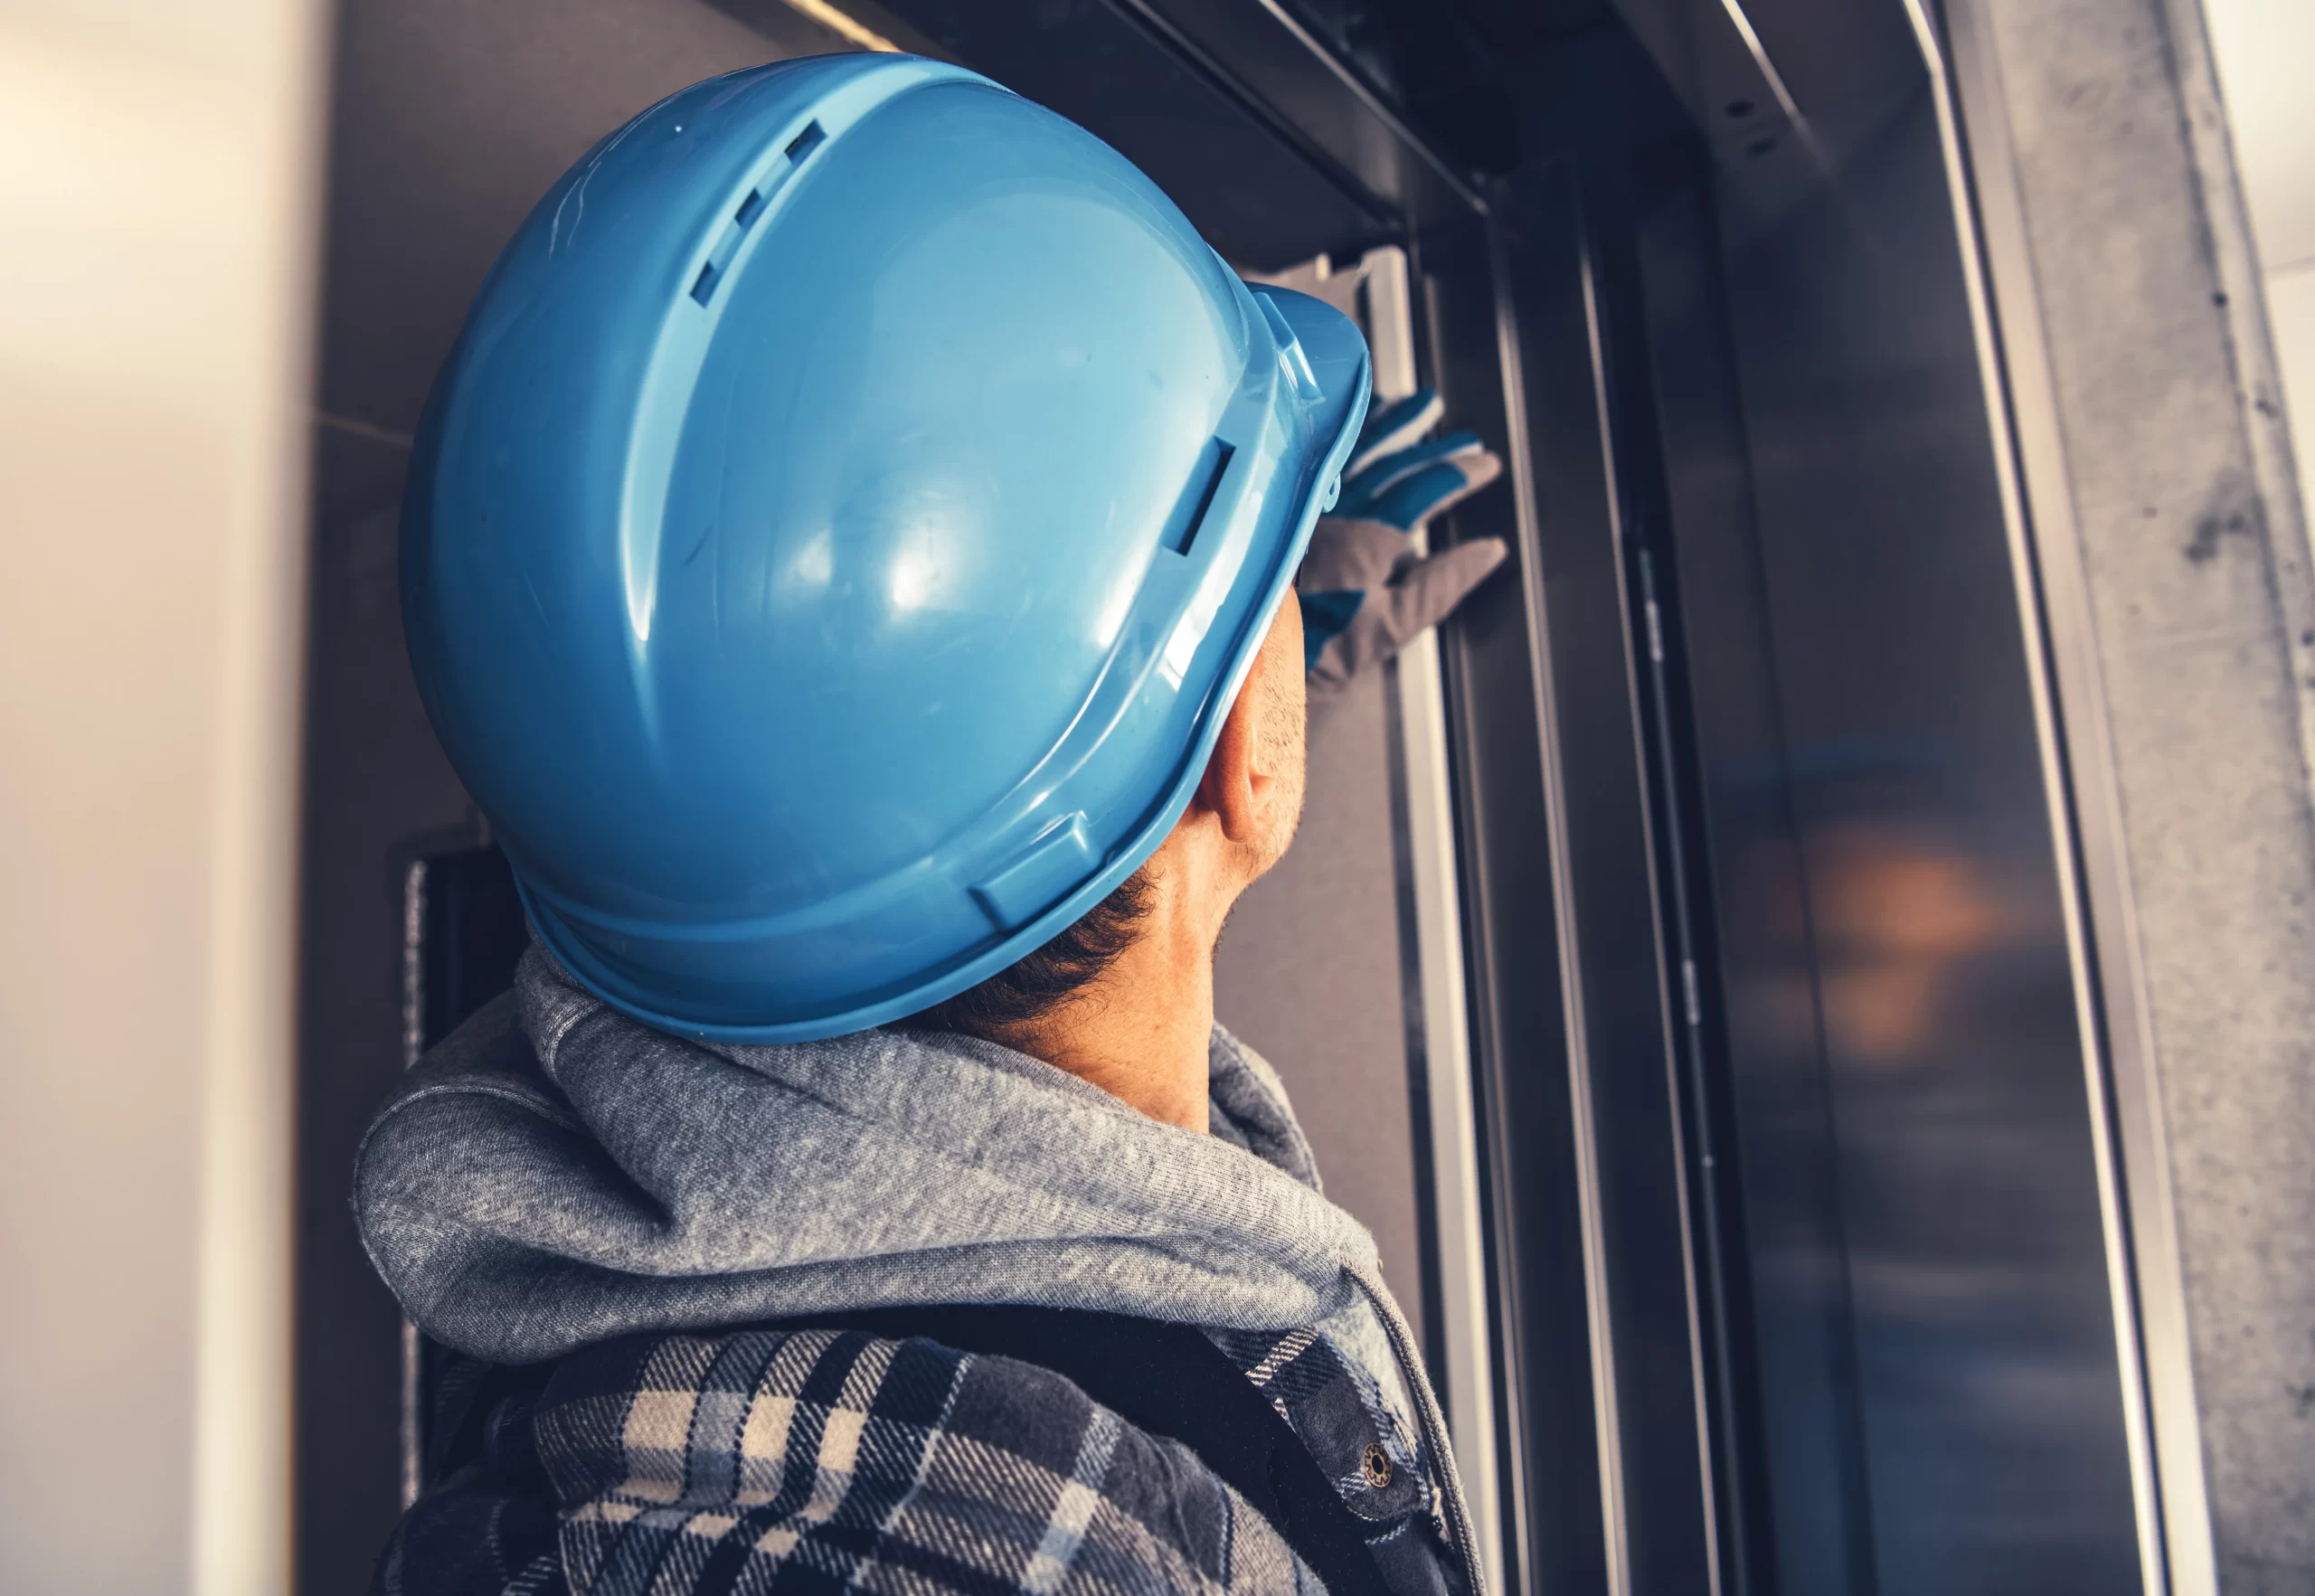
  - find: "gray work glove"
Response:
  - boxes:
[1299,389,1508,698]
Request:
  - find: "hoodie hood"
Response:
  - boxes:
[355,947,1384,1366]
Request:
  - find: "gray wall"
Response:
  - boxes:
[1215,669,1428,1346]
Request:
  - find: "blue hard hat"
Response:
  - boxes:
[402,53,1371,1041]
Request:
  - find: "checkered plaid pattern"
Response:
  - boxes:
[1203,1327,1449,1596]
[375,1325,1349,1596]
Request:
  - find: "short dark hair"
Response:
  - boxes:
[898,865,1155,1036]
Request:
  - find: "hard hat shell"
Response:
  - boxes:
[403,53,1371,1042]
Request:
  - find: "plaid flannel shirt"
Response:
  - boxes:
[374,1316,1459,1596]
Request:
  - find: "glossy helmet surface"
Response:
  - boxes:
[402,53,1371,1040]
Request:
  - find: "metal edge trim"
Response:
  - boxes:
[1239,0,1488,212]
[398,856,430,1511]
[1908,4,2216,1591]
[1495,194,1633,1596]
[1474,212,1540,1594]
[1365,241,1507,1596]
[1101,0,1422,233]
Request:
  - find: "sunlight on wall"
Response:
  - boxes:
[2203,0,2315,514]
[0,3,321,1591]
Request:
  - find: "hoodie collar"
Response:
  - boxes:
[356,947,1381,1365]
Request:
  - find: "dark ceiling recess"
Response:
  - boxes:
[827,0,1397,269]
[1276,0,1619,177]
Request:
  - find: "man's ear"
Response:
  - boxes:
[1195,673,1264,842]
[1196,601,1294,842]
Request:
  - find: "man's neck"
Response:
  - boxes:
[995,887,1218,1134]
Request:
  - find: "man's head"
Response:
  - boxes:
[904,594,1306,1040]
[402,56,1371,1043]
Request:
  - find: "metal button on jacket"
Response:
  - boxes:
[1362,1442,1394,1490]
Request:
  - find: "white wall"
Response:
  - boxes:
[0,1,321,1591]
[2202,0,2315,506]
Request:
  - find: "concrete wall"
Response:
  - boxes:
[2203,0,2315,534]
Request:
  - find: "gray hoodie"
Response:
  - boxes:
[354,947,1480,1591]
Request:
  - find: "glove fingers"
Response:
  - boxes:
[1337,430,1484,517]
[1309,538,1510,696]
[1311,393,1507,696]
[1347,388,1443,477]
[1298,515,1412,591]
[1393,447,1502,524]
[1375,537,1511,641]
[1357,449,1504,533]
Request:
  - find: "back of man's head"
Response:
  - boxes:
[399,54,1361,1049]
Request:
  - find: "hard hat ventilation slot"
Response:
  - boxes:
[689,120,827,307]
[784,120,827,163]
[1158,438,1235,556]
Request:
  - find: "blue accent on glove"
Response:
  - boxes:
[1346,389,1446,477]
[1299,589,1367,670]
[1335,430,1488,523]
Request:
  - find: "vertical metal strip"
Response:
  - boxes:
[1896,5,2207,1591]
[398,858,430,1509]
[1365,241,1507,1596]
[1633,551,1734,1596]
[1492,205,1633,1596]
